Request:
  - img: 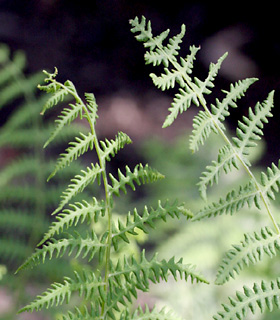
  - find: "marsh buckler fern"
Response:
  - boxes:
[130,15,280,320]
[16,67,207,319]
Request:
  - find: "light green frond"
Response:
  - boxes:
[16,231,106,273]
[61,303,102,320]
[129,16,153,46]
[198,145,238,200]
[43,102,84,148]
[100,131,132,162]
[216,226,280,285]
[18,270,104,313]
[38,199,104,246]
[111,200,192,250]
[213,278,280,320]
[110,250,209,290]
[189,110,217,153]
[47,132,95,181]
[193,181,261,221]
[260,160,280,200]
[163,86,199,128]
[108,164,164,196]
[232,91,274,164]
[53,163,102,215]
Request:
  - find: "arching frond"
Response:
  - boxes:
[233,91,274,165]
[53,163,102,215]
[100,131,132,162]
[193,181,261,221]
[47,132,95,181]
[213,278,280,320]
[38,198,105,246]
[112,200,192,250]
[84,92,98,124]
[16,231,107,273]
[108,164,164,197]
[43,102,84,149]
[18,270,105,313]
[216,226,280,285]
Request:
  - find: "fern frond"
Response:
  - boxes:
[53,164,103,215]
[110,250,209,289]
[100,131,132,162]
[61,303,102,320]
[47,132,95,181]
[216,226,280,285]
[193,181,261,221]
[39,199,104,245]
[16,231,107,273]
[232,91,274,165]
[189,78,258,152]
[198,145,238,200]
[260,160,280,201]
[85,92,98,124]
[43,102,84,149]
[112,200,192,249]
[18,270,105,313]
[108,163,164,197]
[213,278,280,320]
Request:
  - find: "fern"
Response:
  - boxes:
[131,15,280,320]
[17,67,206,319]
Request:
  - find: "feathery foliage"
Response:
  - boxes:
[131,15,280,319]
[17,67,206,319]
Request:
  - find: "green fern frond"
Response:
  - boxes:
[61,303,102,320]
[100,131,132,162]
[213,278,280,320]
[216,226,280,285]
[232,91,274,165]
[84,92,98,124]
[47,132,95,181]
[43,102,84,149]
[261,160,280,201]
[198,145,238,200]
[18,270,105,313]
[53,163,102,215]
[112,200,192,250]
[16,231,107,273]
[38,198,104,246]
[193,181,261,221]
[189,78,258,152]
[110,250,209,289]
[108,163,164,197]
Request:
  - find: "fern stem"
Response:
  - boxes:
[198,96,280,234]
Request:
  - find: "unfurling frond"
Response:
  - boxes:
[112,200,192,249]
[216,226,280,285]
[213,278,280,320]
[108,164,164,196]
[53,164,102,215]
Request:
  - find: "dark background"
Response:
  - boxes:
[0,0,279,162]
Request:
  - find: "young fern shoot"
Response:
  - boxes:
[16,67,207,319]
[131,15,280,320]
